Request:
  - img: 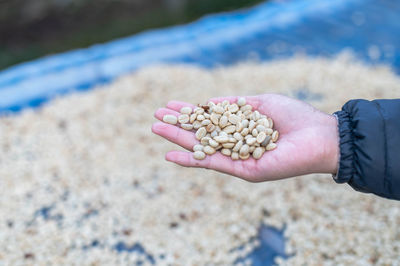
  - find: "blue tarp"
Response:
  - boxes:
[0,0,399,113]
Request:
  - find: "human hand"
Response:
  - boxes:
[152,94,339,182]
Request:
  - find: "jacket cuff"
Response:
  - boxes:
[332,110,354,184]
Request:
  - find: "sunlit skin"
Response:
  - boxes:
[152,94,339,182]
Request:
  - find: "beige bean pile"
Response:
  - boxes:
[1,54,400,265]
[163,98,278,161]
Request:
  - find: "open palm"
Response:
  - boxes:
[152,94,338,182]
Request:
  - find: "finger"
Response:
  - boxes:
[243,96,262,108]
[165,150,253,178]
[208,96,261,109]
[154,108,180,122]
[166,150,232,172]
[152,122,198,150]
[166,100,196,112]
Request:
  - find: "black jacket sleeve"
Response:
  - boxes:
[333,99,400,200]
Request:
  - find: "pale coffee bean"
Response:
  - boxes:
[267,118,273,128]
[221,148,232,156]
[241,128,249,136]
[265,128,273,135]
[244,134,252,140]
[243,110,252,118]
[237,97,246,106]
[266,143,277,151]
[256,132,267,143]
[241,119,249,128]
[219,131,228,137]
[196,127,207,140]
[193,121,202,129]
[239,144,250,156]
[228,137,237,143]
[201,119,211,126]
[206,123,216,132]
[193,151,206,160]
[272,130,279,142]
[209,139,219,148]
[197,115,205,121]
[178,114,190,124]
[246,137,257,146]
[233,132,243,141]
[214,136,229,143]
[228,104,239,113]
[240,104,252,112]
[201,136,211,146]
[194,107,204,114]
[248,120,256,131]
[239,153,250,160]
[256,124,266,133]
[190,113,197,123]
[219,116,228,128]
[223,111,231,118]
[181,124,193,130]
[163,115,178,125]
[228,114,240,125]
[232,140,243,152]
[252,147,264,159]
[210,113,220,125]
[258,118,269,128]
[180,107,192,115]
[193,144,204,152]
[231,152,239,160]
[222,143,235,149]
[236,121,243,132]
[249,146,256,153]
[223,125,236,134]
[213,106,224,114]
[203,146,216,155]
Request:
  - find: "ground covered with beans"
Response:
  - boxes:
[0,54,400,265]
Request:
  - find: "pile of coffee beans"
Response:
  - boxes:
[163,97,278,160]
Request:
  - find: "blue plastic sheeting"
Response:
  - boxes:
[0,0,399,113]
[235,225,288,265]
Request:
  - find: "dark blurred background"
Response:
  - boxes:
[0,0,264,70]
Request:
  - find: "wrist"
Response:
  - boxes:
[322,114,340,175]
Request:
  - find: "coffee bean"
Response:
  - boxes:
[163,115,178,125]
